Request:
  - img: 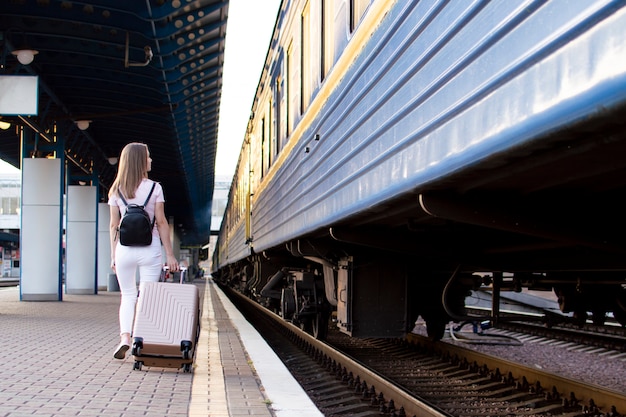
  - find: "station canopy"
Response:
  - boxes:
[0,0,229,246]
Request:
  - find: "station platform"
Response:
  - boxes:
[0,278,323,417]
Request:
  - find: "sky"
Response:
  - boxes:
[215,0,282,178]
[0,0,283,177]
[0,158,19,174]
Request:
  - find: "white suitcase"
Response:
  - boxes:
[131,268,199,372]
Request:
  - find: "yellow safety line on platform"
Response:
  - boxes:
[189,281,228,416]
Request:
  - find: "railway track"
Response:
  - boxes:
[464,289,626,352]
[221,285,626,417]
[224,286,450,417]
[490,319,626,352]
[411,333,625,416]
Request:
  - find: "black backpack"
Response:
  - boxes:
[117,182,156,246]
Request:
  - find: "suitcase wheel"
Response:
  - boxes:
[181,340,192,360]
[133,361,143,371]
[132,337,144,356]
[182,363,192,373]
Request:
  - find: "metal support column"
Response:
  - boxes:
[19,127,65,301]
[65,171,98,294]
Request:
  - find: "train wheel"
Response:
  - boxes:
[614,291,626,326]
[573,310,588,327]
[591,308,607,326]
[425,318,446,341]
[420,309,447,341]
[613,308,626,327]
[280,288,296,320]
[311,312,329,340]
[298,312,329,340]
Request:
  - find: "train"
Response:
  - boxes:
[211,0,626,340]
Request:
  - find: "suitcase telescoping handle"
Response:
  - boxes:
[162,265,188,284]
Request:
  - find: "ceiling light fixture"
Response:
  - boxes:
[75,120,92,130]
[11,49,39,65]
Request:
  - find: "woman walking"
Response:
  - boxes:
[108,142,179,359]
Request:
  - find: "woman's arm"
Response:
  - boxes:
[109,205,121,271]
[154,201,179,271]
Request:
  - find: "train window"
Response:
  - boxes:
[286,41,293,136]
[242,155,248,218]
[261,117,268,178]
[350,0,369,32]
[321,0,334,81]
[267,100,276,166]
[275,76,282,154]
[321,0,326,82]
[301,0,311,113]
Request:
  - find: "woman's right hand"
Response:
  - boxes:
[166,255,179,272]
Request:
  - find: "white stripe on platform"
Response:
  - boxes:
[213,281,324,417]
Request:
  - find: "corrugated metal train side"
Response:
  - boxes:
[213,0,626,340]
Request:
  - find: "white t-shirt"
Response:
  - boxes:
[108,178,165,240]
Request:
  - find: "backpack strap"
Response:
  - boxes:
[143,182,157,207]
[117,190,128,207]
[117,182,156,207]
[144,182,157,229]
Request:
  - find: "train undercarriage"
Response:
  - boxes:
[215,183,626,340]
[214,229,626,341]
[215,256,626,342]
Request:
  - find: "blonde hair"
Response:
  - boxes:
[108,142,149,199]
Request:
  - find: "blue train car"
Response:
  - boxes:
[213,0,626,339]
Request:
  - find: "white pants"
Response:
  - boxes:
[115,240,162,335]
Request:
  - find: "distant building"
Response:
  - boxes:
[211,175,230,232]
[0,172,21,277]
[204,175,231,272]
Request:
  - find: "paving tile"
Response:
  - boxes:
[0,285,197,417]
[0,279,322,417]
